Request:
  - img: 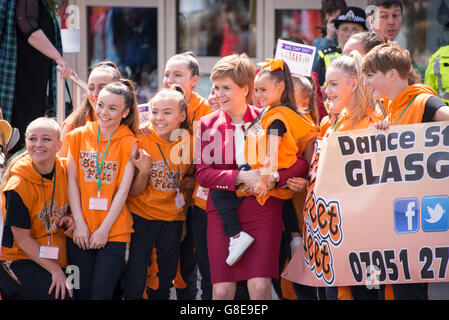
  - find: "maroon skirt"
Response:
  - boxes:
[207,195,283,284]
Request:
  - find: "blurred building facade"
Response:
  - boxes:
[62,0,448,100]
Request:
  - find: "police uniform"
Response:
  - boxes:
[425,45,449,104]
[316,46,342,86]
[313,6,367,87]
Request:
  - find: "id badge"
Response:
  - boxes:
[196,186,209,201]
[175,190,185,209]
[89,197,108,211]
[39,246,59,260]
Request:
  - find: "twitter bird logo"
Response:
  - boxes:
[422,196,449,232]
[426,203,446,223]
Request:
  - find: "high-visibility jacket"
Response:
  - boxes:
[424,45,449,104]
[316,46,341,86]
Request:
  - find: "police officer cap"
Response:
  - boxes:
[332,7,367,30]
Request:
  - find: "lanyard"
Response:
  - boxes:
[244,104,287,137]
[96,127,114,196]
[191,110,197,126]
[393,95,418,125]
[331,113,348,132]
[41,172,56,246]
[156,143,184,190]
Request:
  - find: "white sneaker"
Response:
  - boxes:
[226,231,255,266]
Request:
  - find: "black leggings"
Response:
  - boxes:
[123,214,182,300]
[66,238,126,300]
[0,259,72,300]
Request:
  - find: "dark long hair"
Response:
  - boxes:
[149,85,192,135]
[65,61,121,131]
[256,62,297,112]
[102,79,140,134]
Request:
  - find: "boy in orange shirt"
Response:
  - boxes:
[362,43,449,300]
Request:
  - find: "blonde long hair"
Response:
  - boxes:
[328,51,385,126]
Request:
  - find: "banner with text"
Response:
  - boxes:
[283,121,449,287]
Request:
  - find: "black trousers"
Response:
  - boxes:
[176,207,199,300]
[210,189,243,237]
[272,229,318,300]
[387,283,428,300]
[0,260,73,300]
[67,238,126,300]
[188,205,212,300]
[123,214,182,300]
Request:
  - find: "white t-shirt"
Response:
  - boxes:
[232,122,247,168]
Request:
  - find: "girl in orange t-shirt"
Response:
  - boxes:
[59,61,121,158]
[0,117,74,300]
[66,79,139,300]
[123,85,194,300]
[162,52,211,299]
[321,52,385,301]
[276,74,321,300]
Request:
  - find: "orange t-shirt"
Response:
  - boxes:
[59,112,93,159]
[240,105,315,205]
[386,84,436,125]
[319,115,332,138]
[1,155,69,268]
[291,113,319,232]
[189,92,211,211]
[296,113,319,154]
[126,126,194,221]
[66,121,137,243]
[246,105,315,170]
[333,107,383,132]
[189,91,211,128]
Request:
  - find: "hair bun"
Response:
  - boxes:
[171,84,187,99]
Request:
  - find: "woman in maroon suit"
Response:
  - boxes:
[195,53,308,299]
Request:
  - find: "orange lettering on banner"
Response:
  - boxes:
[302,139,343,285]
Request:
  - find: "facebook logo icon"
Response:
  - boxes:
[394,198,419,234]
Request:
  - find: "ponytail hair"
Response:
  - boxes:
[66,61,122,131]
[167,51,200,78]
[328,51,377,126]
[292,75,319,125]
[102,79,140,134]
[149,84,193,135]
[256,61,297,113]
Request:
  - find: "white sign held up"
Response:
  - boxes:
[274,39,316,77]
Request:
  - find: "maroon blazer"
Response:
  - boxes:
[195,105,309,213]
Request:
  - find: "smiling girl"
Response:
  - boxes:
[163,52,212,299]
[60,61,121,158]
[321,52,385,300]
[123,85,194,300]
[164,52,211,126]
[323,52,385,136]
[0,117,74,300]
[65,79,139,300]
